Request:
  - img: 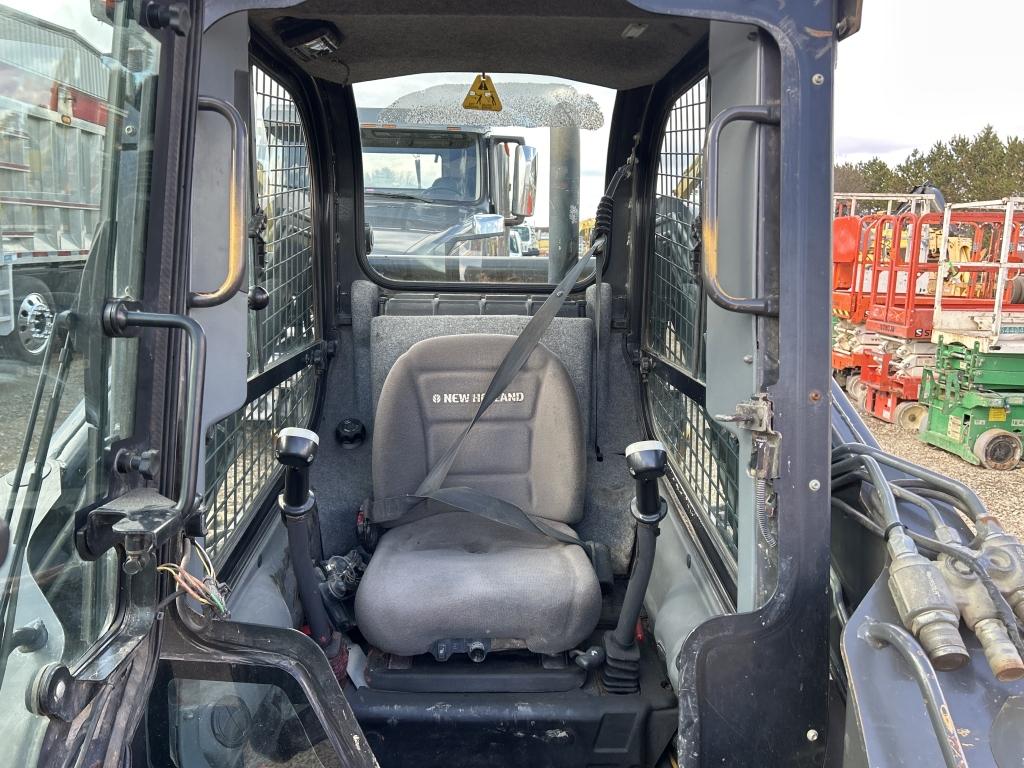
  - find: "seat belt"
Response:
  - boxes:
[370,235,606,544]
[370,162,631,548]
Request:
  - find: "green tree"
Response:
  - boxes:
[834,162,867,193]
[835,126,1024,204]
[860,157,899,193]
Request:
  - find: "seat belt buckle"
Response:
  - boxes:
[356,498,380,551]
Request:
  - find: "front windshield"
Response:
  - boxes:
[354,73,614,285]
[0,0,159,760]
[362,130,480,202]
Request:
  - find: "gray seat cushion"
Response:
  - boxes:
[356,333,601,656]
[354,512,601,656]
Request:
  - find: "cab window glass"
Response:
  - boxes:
[353,73,614,285]
[0,1,161,760]
[642,77,741,564]
[153,663,340,768]
[202,65,318,562]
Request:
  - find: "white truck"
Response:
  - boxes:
[0,6,105,360]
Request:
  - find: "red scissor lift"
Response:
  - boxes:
[831,214,885,393]
[856,214,942,430]
[857,212,940,428]
[859,208,1024,429]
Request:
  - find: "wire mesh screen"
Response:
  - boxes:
[200,67,319,562]
[643,78,740,561]
[250,65,316,373]
[648,368,740,558]
[646,77,707,378]
[203,366,317,560]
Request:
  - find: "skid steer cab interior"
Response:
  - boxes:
[22,2,1024,768]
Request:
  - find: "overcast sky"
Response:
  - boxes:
[834,0,1024,165]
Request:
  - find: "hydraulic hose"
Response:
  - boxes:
[860,621,970,768]
[833,442,986,524]
[283,513,333,647]
[613,522,658,648]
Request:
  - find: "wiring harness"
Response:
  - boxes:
[157,539,230,618]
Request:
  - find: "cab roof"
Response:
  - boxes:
[249,0,709,90]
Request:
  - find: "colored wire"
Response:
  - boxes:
[193,541,215,578]
[157,564,211,606]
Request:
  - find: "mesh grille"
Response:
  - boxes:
[648,368,740,558]
[646,77,707,378]
[201,66,319,562]
[250,65,316,372]
[204,366,317,560]
[643,77,740,561]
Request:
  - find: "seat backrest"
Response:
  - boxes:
[372,334,586,524]
[369,314,593,419]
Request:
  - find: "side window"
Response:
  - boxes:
[202,65,319,561]
[643,77,741,566]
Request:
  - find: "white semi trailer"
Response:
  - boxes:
[0,5,106,359]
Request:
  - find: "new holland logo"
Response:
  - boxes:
[432,392,525,404]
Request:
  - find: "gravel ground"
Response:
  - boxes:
[862,407,1024,538]
[0,357,84,477]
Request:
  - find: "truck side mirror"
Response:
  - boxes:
[511,145,538,221]
[491,142,513,220]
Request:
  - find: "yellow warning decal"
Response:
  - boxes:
[989,407,1008,422]
[463,73,502,112]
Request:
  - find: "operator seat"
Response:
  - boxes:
[354,334,602,657]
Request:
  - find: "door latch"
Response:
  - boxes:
[716,394,780,480]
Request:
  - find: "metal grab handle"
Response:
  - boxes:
[190,96,248,309]
[702,104,781,317]
[103,301,207,519]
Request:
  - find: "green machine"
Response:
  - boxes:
[916,198,1024,469]
[918,340,1024,469]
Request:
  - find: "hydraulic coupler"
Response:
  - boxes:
[935,526,1024,682]
[887,528,969,671]
[976,519,1024,622]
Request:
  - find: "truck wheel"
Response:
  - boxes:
[845,374,867,403]
[894,401,928,433]
[973,429,1022,470]
[3,277,56,363]
[853,386,869,411]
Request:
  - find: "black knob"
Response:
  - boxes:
[625,440,668,480]
[275,428,319,509]
[335,418,366,449]
[275,427,319,467]
[248,285,270,311]
[625,440,667,523]
[141,0,191,35]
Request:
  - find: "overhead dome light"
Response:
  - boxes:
[621,23,648,39]
[276,18,343,61]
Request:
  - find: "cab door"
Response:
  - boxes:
[0,0,198,763]
[0,2,371,765]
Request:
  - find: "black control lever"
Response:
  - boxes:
[276,428,334,648]
[603,440,668,694]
